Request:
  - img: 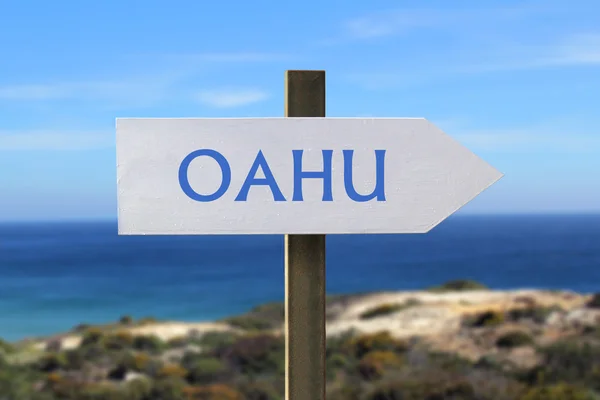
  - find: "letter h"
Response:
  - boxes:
[292,150,333,201]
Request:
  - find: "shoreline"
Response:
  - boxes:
[16,285,593,354]
[10,286,591,345]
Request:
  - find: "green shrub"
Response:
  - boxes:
[64,343,107,368]
[359,300,420,320]
[467,369,526,399]
[132,335,165,353]
[113,353,163,379]
[186,356,228,384]
[103,331,135,350]
[238,380,281,400]
[196,331,239,350]
[0,339,15,354]
[427,350,474,371]
[475,354,504,370]
[328,384,362,400]
[150,377,186,400]
[468,310,505,327]
[120,352,152,372]
[221,303,284,333]
[218,333,285,376]
[528,340,600,390]
[326,330,358,377]
[63,382,127,400]
[327,353,350,369]
[63,348,85,370]
[36,353,68,372]
[182,384,243,400]
[520,383,596,400]
[45,339,62,352]
[114,351,164,378]
[0,362,61,399]
[119,315,134,325]
[496,331,535,349]
[357,350,403,380]
[108,363,128,380]
[45,371,62,386]
[81,328,105,347]
[167,336,189,349]
[124,378,153,400]
[509,306,562,324]
[326,329,358,356]
[428,279,489,292]
[360,303,403,320]
[157,363,188,379]
[348,331,408,358]
[143,358,166,378]
[225,315,272,331]
[365,376,475,400]
[326,353,352,381]
[587,293,600,308]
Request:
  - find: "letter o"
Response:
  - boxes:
[178,149,231,202]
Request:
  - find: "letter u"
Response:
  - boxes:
[343,150,386,202]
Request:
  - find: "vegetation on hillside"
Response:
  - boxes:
[428,279,490,292]
[0,280,596,399]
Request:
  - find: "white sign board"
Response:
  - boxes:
[116,118,502,235]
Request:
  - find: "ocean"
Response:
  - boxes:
[0,214,599,342]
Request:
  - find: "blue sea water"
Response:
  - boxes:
[0,214,599,342]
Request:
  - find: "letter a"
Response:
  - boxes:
[235,150,286,201]
[343,150,386,202]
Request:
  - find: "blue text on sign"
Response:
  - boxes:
[178,149,386,202]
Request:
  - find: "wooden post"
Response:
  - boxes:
[284,70,326,400]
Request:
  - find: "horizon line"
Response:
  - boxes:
[1,211,599,225]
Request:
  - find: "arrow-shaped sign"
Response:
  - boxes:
[116,117,502,234]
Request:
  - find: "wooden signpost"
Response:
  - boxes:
[284,70,326,400]
[116,70,502,400]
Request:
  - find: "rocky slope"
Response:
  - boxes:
[6,282,600,400]
[26,284,598,370]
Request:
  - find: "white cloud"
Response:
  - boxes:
[343,71,435,90]
[343,11,431,39]
[346,32,600,90]
[194,88,269,108]
[0,52,287,104]
[557,33,600,64]
[0,131,113,151]
[0,85,72,100]
[334,4,547,41]
[436,118,600,153]
[0,78,174,105]
[457,33,600,73]
[169,52,291,63]
[454,131,600,153]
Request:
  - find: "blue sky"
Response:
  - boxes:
[0,0,599,221]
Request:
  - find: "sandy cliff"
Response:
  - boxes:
[28,287,598,371]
